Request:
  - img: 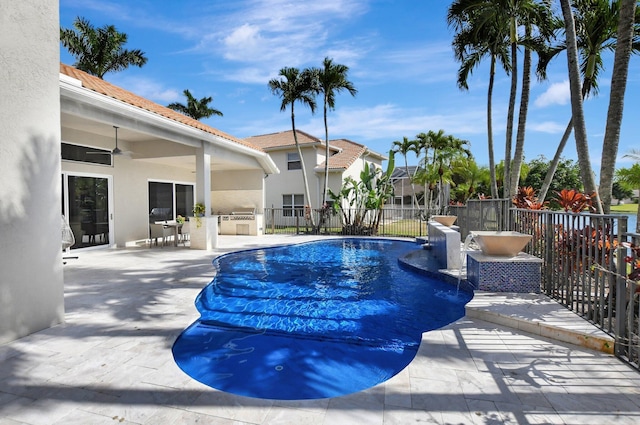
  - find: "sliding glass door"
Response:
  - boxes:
[62,173,113,249]
[148,181,194,223]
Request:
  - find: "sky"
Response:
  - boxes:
[59,0,639,178]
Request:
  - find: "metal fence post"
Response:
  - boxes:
[615,217,629,357]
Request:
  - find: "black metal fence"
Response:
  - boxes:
[510,209,638,368]
[264,207,436,237]
[449,199,512,238]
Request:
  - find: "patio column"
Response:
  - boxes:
[191,145,218,249]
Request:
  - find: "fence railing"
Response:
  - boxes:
[449,199,512,238]
[511,208,638,368]
[264,207,434,237]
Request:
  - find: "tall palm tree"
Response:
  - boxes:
[167,89,223,120]
[509,6,557,197]
[392,136,420,208]
[560,0,603,213]
[448,0,511,199]
[538,0,640,202]
[449,0,553,199]
[60,17,147,79]
[268,67,318,227]
[599,0,638,213]
[315,57,357,206]
[501,0,554,200]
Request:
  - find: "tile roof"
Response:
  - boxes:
[323,139,368,170]
[244,129,323,150]
[59,63,262,152]
[246,130,387,171]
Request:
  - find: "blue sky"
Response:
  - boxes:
[59,0,639,176]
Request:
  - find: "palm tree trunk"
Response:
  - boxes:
[322,100,330,207]
[509,33,532,197]
[599,0,636,213]
[560,0,603,214]
[538,119,573,201]
[487,55,499,199]
[503,31,519,200]
[539,69,594,201]
[290,106,317,227]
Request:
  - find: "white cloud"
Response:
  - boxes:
[300,104,488,141]
[534,80,570,107]
[528,121,567,134]
[110,76,180,103]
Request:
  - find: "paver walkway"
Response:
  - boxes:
[1,235,639,424]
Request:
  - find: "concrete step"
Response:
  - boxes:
[466,292,614,354]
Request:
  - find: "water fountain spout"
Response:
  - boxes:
[457,233,475,295]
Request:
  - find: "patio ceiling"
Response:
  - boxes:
[60,67,278,174]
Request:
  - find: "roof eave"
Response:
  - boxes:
[60,73,279,175]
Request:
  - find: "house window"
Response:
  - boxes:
[62,142,112,166]
[283,194,304,216]
[149,181,194,223]
[287,152,302,170]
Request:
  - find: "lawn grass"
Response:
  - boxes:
[610,203,639,213]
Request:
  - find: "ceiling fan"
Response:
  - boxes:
[87,126,130,157]
[111,125,123,155]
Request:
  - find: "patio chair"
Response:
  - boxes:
[179,221,189,245]
[149,223,173,247]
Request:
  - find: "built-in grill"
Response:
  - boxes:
[219,208,257,235]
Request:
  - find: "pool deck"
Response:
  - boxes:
[1,235,639,424]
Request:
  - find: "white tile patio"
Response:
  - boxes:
[1,235,639,424]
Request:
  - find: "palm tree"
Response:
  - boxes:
[509,7,557,198]
[268,67,318,227]
[599,0,638,213]
[448,0,511,199]
[60,17,147,79]
[420,130,471,213]
[625,149,640,162]
[167,89,223,120]
[560,0,603,213]
[315,57,357,207]
[538,0,640,203]
[392,136,420,208]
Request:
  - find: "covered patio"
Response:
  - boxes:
[60,64,278,250]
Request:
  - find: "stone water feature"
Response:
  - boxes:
[401,223,543,294]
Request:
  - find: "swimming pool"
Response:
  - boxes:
[172,238,472,400]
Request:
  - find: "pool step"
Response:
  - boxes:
[465,292,614,354]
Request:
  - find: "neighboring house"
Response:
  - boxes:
[60,64,278,249]
[245,130,386,215]
[390,166,423,208]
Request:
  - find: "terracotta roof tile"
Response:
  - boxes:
[59,63,262,152]
[324,139,367,170]
[244,129,322,149]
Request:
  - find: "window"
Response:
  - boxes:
[62,143,112,166]
[283,194,304,217]
[287,152,302,170]
[149,181,194,223]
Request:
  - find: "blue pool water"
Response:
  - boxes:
[172,238,473,400]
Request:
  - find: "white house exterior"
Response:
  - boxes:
[60,64,278,249]
[1,6,279,343]
[1,1,64,344]
[245,130,387,213]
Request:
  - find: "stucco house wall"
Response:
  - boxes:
[263,148,324,209]
[0,1,64,344]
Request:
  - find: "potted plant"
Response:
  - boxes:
[193,203,206,228]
